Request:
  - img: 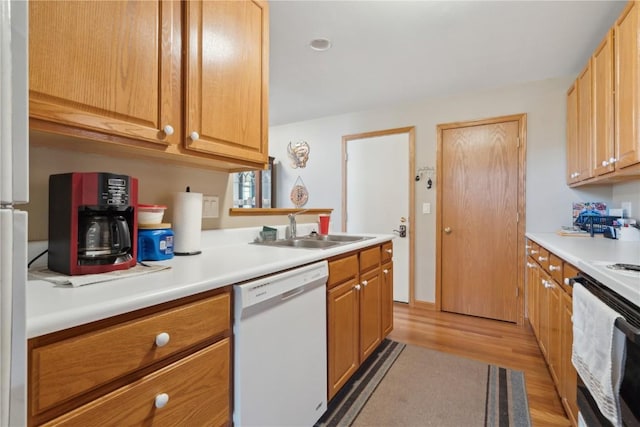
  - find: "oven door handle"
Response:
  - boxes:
[569,276,640,345]
[615,318,640,345]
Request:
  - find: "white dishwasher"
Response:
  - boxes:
[234,261,328,427]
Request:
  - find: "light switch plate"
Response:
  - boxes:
[422,203,431,214]
[202,195,219,218]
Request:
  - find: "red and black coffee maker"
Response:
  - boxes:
[48,172,138,275]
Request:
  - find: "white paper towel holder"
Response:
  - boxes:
[173,186,203,256]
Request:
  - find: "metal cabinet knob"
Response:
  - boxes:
[609,157,617,164]
[549,265,560,272]
[362,280,368,287]
[385,249,393,254]
[444,227,452,234]
[530,250,539,255]
[383,269,389,274]
[190,131,200,141]
[355,284,361,291]
[538,256,548,262]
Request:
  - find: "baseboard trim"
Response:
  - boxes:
[411,300,435,310]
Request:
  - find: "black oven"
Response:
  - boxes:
[571,273,640,427]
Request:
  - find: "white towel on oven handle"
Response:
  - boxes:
[572,282,627,427]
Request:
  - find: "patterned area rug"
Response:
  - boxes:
[316,339,531,427]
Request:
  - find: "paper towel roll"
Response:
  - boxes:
[173,191,203,255]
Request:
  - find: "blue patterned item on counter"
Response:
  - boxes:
[137,227,174,262]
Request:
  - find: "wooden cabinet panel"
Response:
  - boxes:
[381,263,394,337]
[537,271,550,358]
[547,277,562,387]
[560,291,578,426]
[592,30,615,177]
[29,1,181,147]
[184,0,268,165]
[548,253,564,285]
[359,246,381,274]
[327,254,358,289]
[577,63,594,182]
[44,339,231,427]
[526,256,540,339]
[327,279,359,400]
[381,242,393,264]
[360,269,381,361]
[566,84,579,184]
[615,1,640,170]
[31,293,230,415]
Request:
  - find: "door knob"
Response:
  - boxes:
[444,227,452,234]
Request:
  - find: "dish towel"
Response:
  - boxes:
[572,283,627,427]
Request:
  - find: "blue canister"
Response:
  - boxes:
[137,225,174,262]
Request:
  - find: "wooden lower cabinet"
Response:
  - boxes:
[44,339,230,427]
[381,262,394,337]
[326,243,393,400]
[28,288,232,426]
[526,239,578,425]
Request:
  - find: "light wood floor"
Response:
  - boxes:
[388,303,572,427]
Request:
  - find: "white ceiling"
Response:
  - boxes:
[268,0,627,126]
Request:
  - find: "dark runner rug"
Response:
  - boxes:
[316,339,531,427]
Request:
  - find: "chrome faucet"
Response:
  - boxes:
[287,209,309,239]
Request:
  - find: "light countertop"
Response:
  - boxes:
[526,232,639,307]
[27,225,393,338]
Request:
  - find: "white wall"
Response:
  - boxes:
[269,77,615,303]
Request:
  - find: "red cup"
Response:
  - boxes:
[318,214,330,235]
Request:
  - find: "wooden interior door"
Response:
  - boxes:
[438,116,524,323]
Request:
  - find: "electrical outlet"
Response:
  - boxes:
[422,203,431,214]
[202,195,219,218]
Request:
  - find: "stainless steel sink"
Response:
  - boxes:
[252,234,373,249]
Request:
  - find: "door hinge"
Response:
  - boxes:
[516,137,520,148]
[516,212,519,223]
[344,152,348,161]
[516,287,520,297]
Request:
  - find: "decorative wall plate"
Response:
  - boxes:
[290,176,309,207]
[287,141,310,168]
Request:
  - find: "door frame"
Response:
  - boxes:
[341,126,416,306]
[435,114,527,325]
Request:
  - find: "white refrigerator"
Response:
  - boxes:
[0,1,28,426]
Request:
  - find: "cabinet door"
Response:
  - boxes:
[537,272,549,358]
[592,30,615,177]
[360,270,382,362]
[560,291,578,426]
[577,63,594,181]
[327,279,359,400]
[29,1,181,146]
[566,83,580,184]
[184,0,268,165]
[615,1,640,170]
[547,279,562,387]
[526,258,539,338]
[381,262,394,338]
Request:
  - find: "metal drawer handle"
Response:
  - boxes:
[383,269,389,274]
[155,393,169,409]
[385,249,392,254]
[538,256,548,262]
[362,280,368,287]
[526,262,535,268]
[530,250,539,255]
[354,284,361,291]
[155,332,170,347]
[549,265,560,271]
[163,125,174,136]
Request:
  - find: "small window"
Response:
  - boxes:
[232,157,276,208]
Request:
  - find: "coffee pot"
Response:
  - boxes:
[78,214,132,259]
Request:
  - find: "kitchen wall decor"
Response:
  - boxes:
[287,140,310,168]
[290,176,309,208]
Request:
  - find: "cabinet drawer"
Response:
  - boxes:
[527,240,540,257]
[381,242,393,264]
[359,246,381,273]
[563,263,580,295]
[536,247,550,272]
[328,255,359,289]
[31,292,231,415]
[44,338,231,427]
[548,253,564,284]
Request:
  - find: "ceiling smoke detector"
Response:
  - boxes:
[309,38,332,52]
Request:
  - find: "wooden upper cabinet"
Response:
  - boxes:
[29,1,181,147]
[566,84,579,184]
[576,63,594,182]
[592,30,615,177]
[184,0,269,165]
[615,1,640,170]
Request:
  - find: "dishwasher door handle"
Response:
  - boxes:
[281,286,305,301]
